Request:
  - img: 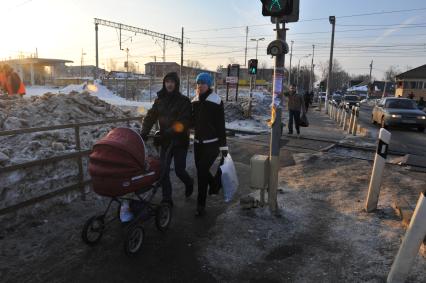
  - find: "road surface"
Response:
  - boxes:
[358,104,426,157]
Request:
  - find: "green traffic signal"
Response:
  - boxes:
[261,0,295,17]
[269,0,282,12]
[248,59,258,75]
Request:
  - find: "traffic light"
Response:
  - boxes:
[260,0,299,22]
[248,59,258,75]
[320,81,326,91]
[261,0,290,16]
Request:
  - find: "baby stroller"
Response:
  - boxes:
[81,127,172,256]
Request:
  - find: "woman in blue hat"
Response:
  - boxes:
[192,72,228,216]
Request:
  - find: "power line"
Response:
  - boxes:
[185,7,426,33]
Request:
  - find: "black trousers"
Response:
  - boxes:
[194,142,220,208]
[288,110,301,134]
[160,145,193,201]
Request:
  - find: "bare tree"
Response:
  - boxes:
[187,60,204,69]
[319,59,350,91]
[384,65,401,82]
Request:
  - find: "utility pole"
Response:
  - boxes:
[244,26,249,66]
[125,48,129,99]
[296,54,310,90]
[80,49,86,84]
[149,56,157,102]
[180,27,184,92]
[288,40,293,85]
[95,23,99,79]
[325,16,336,113]
[310,44,315,92]
[162,34,166,63]
[268,21,286,214]
[369,60,374,83]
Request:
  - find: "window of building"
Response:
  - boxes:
[410,81,417,89]
[403,81,409,88]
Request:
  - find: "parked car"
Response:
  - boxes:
[315,92,326,103]
[371,97,426,132]
[342,95,360,110]
[331,94,342,106]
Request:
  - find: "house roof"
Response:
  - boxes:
[145,62,179,66]
[1,58,73,65]
[396,64,426,79]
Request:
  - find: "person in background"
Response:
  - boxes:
[140,72,193,206]
[284,84,306,136]
[192,72,228,216]
[418,97,425,110]
[0,64,25,96]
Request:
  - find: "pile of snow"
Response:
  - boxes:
[347,85,380,92]
[0,92,158,212]
[26,82,153,109]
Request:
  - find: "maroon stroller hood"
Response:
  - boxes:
[89,127,160,197]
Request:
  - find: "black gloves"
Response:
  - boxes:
[221,150,228,158]
[163,127,175,138]
[141,133,148,142]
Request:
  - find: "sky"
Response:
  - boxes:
[2,0,426,80]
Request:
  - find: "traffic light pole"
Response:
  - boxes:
[268,21,286,214]
[325,16,336,113]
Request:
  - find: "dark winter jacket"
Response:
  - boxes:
[192,89,227,149]
[141,72,191,147]
[285,91,306,112]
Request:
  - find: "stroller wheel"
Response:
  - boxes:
[82,216,105,246]
[155,203,172,232]
[124,225,145,256]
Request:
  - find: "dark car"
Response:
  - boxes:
[371,97,426,132]
[342,95,360,110]
[331,95,342,106]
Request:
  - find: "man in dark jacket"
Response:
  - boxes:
[141,72,193,205]
[284,84,306,136]
[192,73,228,216]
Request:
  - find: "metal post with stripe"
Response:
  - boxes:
[365,128,391,212]
[387,191,426,283]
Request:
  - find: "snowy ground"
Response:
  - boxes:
[199,152,426,282]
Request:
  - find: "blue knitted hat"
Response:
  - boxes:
[195,72,212,87]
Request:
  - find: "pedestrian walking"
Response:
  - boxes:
[192,72,228,216]
[141,72,194,206]
[284,84,306,136]
[418,97,425,110]
[304,91,312,112]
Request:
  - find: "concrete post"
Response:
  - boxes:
[347,109,354,134]
[365,128,391,212]
[30,63,35,85]
[352,107,358,136]
[342,109,348,130]
[387,192,426,283]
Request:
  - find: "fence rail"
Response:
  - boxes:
[0,116,143,216]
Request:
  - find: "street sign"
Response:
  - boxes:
[226,76,238,84]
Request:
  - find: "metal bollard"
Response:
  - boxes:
[347,108,354,134]
[352,107,359,136]
[342,109,348,130]
[338,106,343,124]
[387,191,426,283]
[365,128,391,212]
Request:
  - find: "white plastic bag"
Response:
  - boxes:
[220,154,239,202]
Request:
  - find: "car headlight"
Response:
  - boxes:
[391,114,402,118]
[417,115,426,120]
